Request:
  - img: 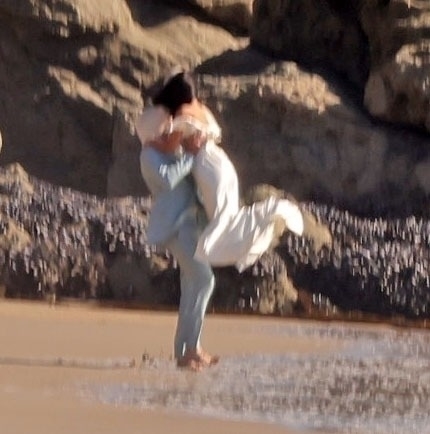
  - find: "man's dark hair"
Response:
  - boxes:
[152,72,196,115]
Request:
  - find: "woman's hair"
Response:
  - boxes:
[152,71,197,115]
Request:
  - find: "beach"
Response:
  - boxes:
[0,300,428,434]
[0,300,335,434]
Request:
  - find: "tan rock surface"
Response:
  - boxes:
[251,0,369,86]
[186,0,253,33]
[0,0,242,196]
[252,0,430,133]
[361,0,430,131]
[0,0,429,215]
[198,63,428,211]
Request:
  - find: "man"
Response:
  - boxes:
[135,105,217,371]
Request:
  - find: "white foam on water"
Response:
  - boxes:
[78,322,430,434]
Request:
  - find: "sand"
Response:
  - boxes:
[0,299,349,434]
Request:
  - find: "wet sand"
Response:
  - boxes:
[0,300,406,434]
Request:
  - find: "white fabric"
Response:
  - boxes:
[274,199,305,236]
[172,107,221,143]
[173,108,304,272]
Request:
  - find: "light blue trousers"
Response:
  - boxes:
[166,214,215,359]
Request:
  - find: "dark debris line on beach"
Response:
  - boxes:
[0,164,429,320]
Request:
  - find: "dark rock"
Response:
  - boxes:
[1,164,429,320]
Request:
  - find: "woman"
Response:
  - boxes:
[151,71,305,272]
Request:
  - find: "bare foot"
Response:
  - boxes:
[176,351,205,371]
[176,349,220,371]
[198,350,220,366]
[176,356,204,372]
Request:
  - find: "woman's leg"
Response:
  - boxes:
[243,183,332,252]
[194,195,304,272]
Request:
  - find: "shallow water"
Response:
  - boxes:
[82,322,430,434]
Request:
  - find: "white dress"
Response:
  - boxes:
[172,108,304,272]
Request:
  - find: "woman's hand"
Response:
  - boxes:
[182,131,205,155]
[148,130,183,154]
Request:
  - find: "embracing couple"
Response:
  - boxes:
[135,69,331,371]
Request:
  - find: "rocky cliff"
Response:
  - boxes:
[0,0,429,216]
[0,0,429,320]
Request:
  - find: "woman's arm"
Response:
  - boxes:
[181,131,205,155]
[148,129,183,154]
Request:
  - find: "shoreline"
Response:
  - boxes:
[0,299,421,434]
[15,294,430,331]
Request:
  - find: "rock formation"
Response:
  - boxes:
[361,0,430,131]
[251,0,430,133]
[0,0,242,196]
[0,163,429,320]
[0,1,429,320]
[1,0,429,215]
[0,164,298,315]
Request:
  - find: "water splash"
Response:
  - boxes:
[81,322,430,434]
